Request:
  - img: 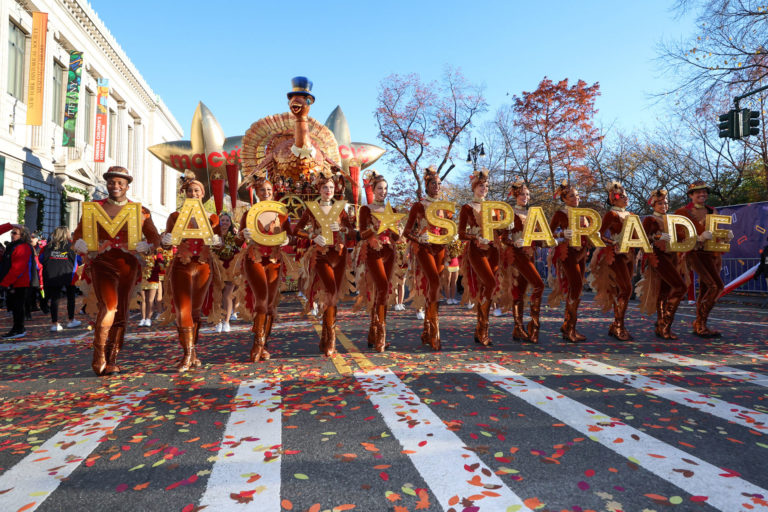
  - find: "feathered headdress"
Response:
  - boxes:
[470,168,490,189]
[364,169,386,187]
[508,178,527,198]
[647,188,668,205]
[423,165,439,186]
[179,171,205,194]
[312,168,335,189]
[605,180,626,203]
[555,179,574,201]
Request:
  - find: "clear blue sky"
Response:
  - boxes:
[91,0,695,177]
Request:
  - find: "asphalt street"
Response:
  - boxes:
[0,292,766,512]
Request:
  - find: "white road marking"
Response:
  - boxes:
[354,368,532,512]
[649,353,768,388]
[198,380,282,511]
[561,358,767,431]
[734,351,768,362]
[0,391,148,511]
[471,363,768,512]
[0,333,89,352]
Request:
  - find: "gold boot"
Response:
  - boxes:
[511,300,529,342]
[105,326,126,374]
[249,313,268,362]
[92,326,109,376]
[527,296,541,344]
[176,327,196,372]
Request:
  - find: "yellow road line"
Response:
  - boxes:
[312,323,353,375]
[335,329,376,371]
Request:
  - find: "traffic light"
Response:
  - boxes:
[719,110,737,139]
[741,108,760,137]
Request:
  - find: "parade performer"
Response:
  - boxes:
[0,225,36,339]
[139,248,164,327]
[548,181,590,343]
[588,181,635,341]
[402,166,448,350]
[458,169,500,347]
[213,211,240,332]
[501,180,544,343]
[294,172,354,356]
[72,166,160,375]
[636,189,688,339]
[161,178,223,371]
[674,180,733,337]
[354,171,403,352]
[235,177,292,362]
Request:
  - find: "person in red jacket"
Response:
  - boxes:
[0,225,36,339]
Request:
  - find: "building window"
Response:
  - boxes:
[83,88,93,142]
[108,109,116,158]
[51,60,66,125]
[7,21,26,101]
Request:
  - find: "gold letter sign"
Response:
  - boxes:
[480,201,514,240]
[617,214,652,253]
[170,199,214,245]
[425,201,457,245]
[245,201,288,247]
[306,200,347,242]
[704,214,732,253]
[568,208,605,248]
[665,214,697,253]
[81,202,142,251]
[522,207,556,247]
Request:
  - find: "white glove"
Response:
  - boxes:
[563,229,573,240]
[280,236,290,247]
[477,237,490,245]
[242,228,253,242]
[313,235,327,247]
[135,241,151,253]
[507,223,515,231]
[698,230,713,242]
[161,232,174,246]
[418,233,430,244]
[659,233,671,242]
[212,234,223,247]
[514,238,524,248]
[73,239,89,254]
[329,222,340,232]
[726,230,734,240]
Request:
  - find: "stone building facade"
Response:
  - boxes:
[0,0,182,240]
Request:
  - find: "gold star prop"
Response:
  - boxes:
[372,202,406,234]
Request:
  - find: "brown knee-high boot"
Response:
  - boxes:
[249,313,268,362]
[105,326,126,374]
[615,298,632,341]
[191,321,202,367]
[562,298,585,343]
[421,301,432,347]
[373,304,387,353]
[323,306,337,357]
[527,296,541,344]
[176,327,196,372]
[474,301,493,346]
[92,326,109,376]
[698,298,721,338]
[662,296,682,340]
[511,300,529,342]
[655,299,666,338]
[367,307,379,348]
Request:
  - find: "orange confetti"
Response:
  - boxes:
[333,505,355,511]
[524,497,544,508]
[17,503,37,512]
[449,496,460,505]
[281,498,293,510]
[133,482,150,491]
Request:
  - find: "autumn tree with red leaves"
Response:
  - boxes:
[512,77,603,197]
[375,67,487,201]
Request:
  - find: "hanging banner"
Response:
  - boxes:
[62,51,83,147]
[26,12,48,126]
[94,78,109,162]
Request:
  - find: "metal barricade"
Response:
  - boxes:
[720,257,767,294]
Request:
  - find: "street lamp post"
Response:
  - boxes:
[466,138,485,171]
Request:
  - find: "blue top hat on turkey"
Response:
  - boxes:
[287,76,315,104]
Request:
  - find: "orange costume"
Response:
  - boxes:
[548,205,590,343]
[73,168,161,376]
[674,181,727,338]
[402,167,448,350]
[355,197,402,352]
[501,205,544,343]
[162,200,222,371]
[588,205,635,341]
[295,188,354,357]
[458,169,500,347]
[636,191,688,339]
[235,209,292,362]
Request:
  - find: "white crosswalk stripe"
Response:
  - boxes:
[649,353,768,388]
[0,333,89,352]
[561,358,768,432]
[734,351,768,362]
[354,368,533,512]
[198,380,282,511]
[471,362,768,512]
[0,391,148,512]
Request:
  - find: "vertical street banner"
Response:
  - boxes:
[26,12,48,126]
[94,78,109,162]
[62,51,83,147]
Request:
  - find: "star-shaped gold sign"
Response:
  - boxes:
[372,202,406,234]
